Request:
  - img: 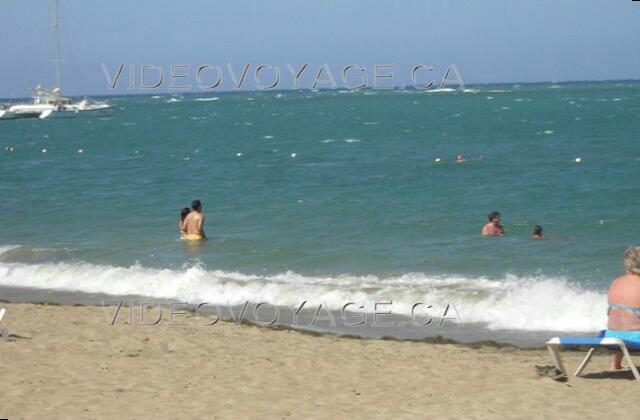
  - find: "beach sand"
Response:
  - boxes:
[1,302,638,419]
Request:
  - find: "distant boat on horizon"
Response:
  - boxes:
[428,64,478,93]
[0,0,111,120]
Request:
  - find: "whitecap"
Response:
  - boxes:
[0,256,607,333]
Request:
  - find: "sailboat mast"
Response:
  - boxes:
[52,0,62,89]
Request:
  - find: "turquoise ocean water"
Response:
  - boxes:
[1,81,639,340]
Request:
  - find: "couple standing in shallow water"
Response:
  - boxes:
[180,199,207,241]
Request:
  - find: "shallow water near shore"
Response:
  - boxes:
[0,286,553,347]
[1,81,639,344]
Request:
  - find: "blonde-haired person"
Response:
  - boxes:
[606,246,640,370]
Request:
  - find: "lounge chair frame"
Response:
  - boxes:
[0,307,6,339]
[546,337,640,382]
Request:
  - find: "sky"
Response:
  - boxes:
[0,0,639,97]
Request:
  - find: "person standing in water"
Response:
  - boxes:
[481,211,504,236]
[533,225,543,240]
[179,207,191,239]
[182,200,207,241]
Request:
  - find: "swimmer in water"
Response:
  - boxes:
[481,211,504,236]
[179,207,190,239]
[533,225,543,240]
[455,153,466,163]
[181,200,207,241]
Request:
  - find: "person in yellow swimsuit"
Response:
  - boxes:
[181,200,207,241]
[179,207,190,239]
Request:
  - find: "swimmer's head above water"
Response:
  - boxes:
[533,225,543,240]
[192,199,202,212]
[481,211,504,236]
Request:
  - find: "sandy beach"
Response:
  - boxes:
[1,302,638,419]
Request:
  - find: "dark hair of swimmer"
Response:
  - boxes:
[180,207,191,222]
[488,211,500,221]
[534,225,543,236]
[192,199,202,211]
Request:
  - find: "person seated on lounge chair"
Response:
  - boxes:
[606,245,640,370]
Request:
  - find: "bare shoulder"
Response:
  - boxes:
[609,274,631,291]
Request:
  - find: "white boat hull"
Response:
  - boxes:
[0,103,113,120]
[51,104,113,118]
[0,103,56,119]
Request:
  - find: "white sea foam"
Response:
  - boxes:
[344,138,361,143]
[194,97,219,102]
[0,245,21,255]
[0,250,606,332]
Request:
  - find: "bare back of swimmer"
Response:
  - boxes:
[181,199,207,240]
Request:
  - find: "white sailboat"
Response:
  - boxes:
[0,0,112,120]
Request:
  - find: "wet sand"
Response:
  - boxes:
[1,302,638,419]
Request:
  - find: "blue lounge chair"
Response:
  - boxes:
[546,335,640,381]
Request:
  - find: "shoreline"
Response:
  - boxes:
[0,297,525,351]
[0,285,565,348]
[2,301,639,418]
